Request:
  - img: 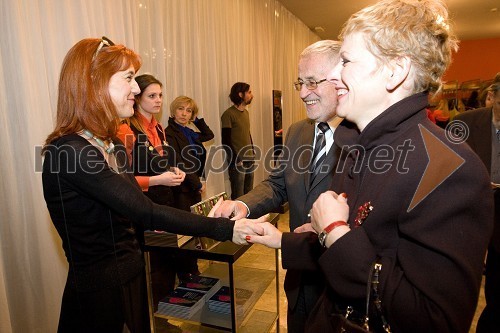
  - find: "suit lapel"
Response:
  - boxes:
[309,145,338,191]
[471,109,493,172]
[302,120,315,193]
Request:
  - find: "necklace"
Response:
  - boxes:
[82,129,115,154]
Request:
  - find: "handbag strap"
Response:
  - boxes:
[361,261,391,332]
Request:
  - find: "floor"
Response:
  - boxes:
[158,211,486,333]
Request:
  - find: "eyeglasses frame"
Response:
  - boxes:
[293,78,329,91]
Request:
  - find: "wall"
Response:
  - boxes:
[443,37,500,83]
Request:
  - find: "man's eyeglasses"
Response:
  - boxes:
[293,78,328,91]
[92,36,115,61]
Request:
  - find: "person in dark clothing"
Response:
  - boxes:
[214,40,343,333]
[454,81,500,333]
[165,95,215,279]
[42,37,264,333]
[116,74,185,313]
[247,1,494,332]
[166,95,214,211]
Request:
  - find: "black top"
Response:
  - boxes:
[165,117,214,192]
[129,122,175,206]
[42,134,234,291]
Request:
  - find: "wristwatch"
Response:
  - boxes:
[318,221,348,247]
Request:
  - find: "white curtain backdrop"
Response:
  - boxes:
[0,0,319,331]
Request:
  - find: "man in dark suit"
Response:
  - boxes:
[454,81,500,333]
[214,40,342,333]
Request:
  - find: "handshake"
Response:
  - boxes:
[208,199,283,249]
[209,191,351,249]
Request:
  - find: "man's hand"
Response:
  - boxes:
[293,223,316,234]
[212,200,248,220]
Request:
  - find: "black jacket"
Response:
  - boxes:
[42,134,234,291]
[165,117,214,192]
[283,93,493,333]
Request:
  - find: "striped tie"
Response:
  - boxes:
[310,122,330,180]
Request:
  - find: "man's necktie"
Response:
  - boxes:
[310,122,330,180]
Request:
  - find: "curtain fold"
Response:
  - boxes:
[0,0,319,331]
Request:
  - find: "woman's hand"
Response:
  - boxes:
[170,167,186,182]
[208,198,265,245]
[246,221,283,249]
[149,167,185,187]
[232,215,268,245]
[310,191,350,233]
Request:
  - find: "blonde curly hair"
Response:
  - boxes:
[339,0,459,94]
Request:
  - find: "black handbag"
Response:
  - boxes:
[330,261,391,333]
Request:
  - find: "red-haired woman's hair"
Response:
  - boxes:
[44,38,141,147]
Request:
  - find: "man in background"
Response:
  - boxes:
[455,78,500,333]
[215,40,342,333]
[221,82,255,199]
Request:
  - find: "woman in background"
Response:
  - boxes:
[166,96,214,211]
[42,37,262,333]
[165,95,215,279]
[117,73,186,312]
[118,74,184,206]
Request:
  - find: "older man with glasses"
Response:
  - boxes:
[214,40,343,333]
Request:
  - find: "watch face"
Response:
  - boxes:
[318,231,326,246]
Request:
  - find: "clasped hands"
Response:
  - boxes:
[210,191,350,248]
[208,198,271,245]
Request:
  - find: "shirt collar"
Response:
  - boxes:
[137,111,158,130]
[315,115,343,133]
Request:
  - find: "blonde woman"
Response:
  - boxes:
[165,96,214,211]
[248,0,493,332]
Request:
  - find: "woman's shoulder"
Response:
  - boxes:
[48,133,87,148]
[164,123,177,136]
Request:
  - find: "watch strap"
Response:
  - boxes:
[324,220,348,233]
[319,220,348,247]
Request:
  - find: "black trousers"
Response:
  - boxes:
[58,271,150,333]
[476,189,500,333]
[173,190,201,274]
[477,247,500,333]
[287,284,321,333]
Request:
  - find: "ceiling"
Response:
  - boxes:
[279,0,500,41]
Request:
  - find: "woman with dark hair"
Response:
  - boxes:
[42,37,263,333]
[117,73,187,312]
[118,74,184,206]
